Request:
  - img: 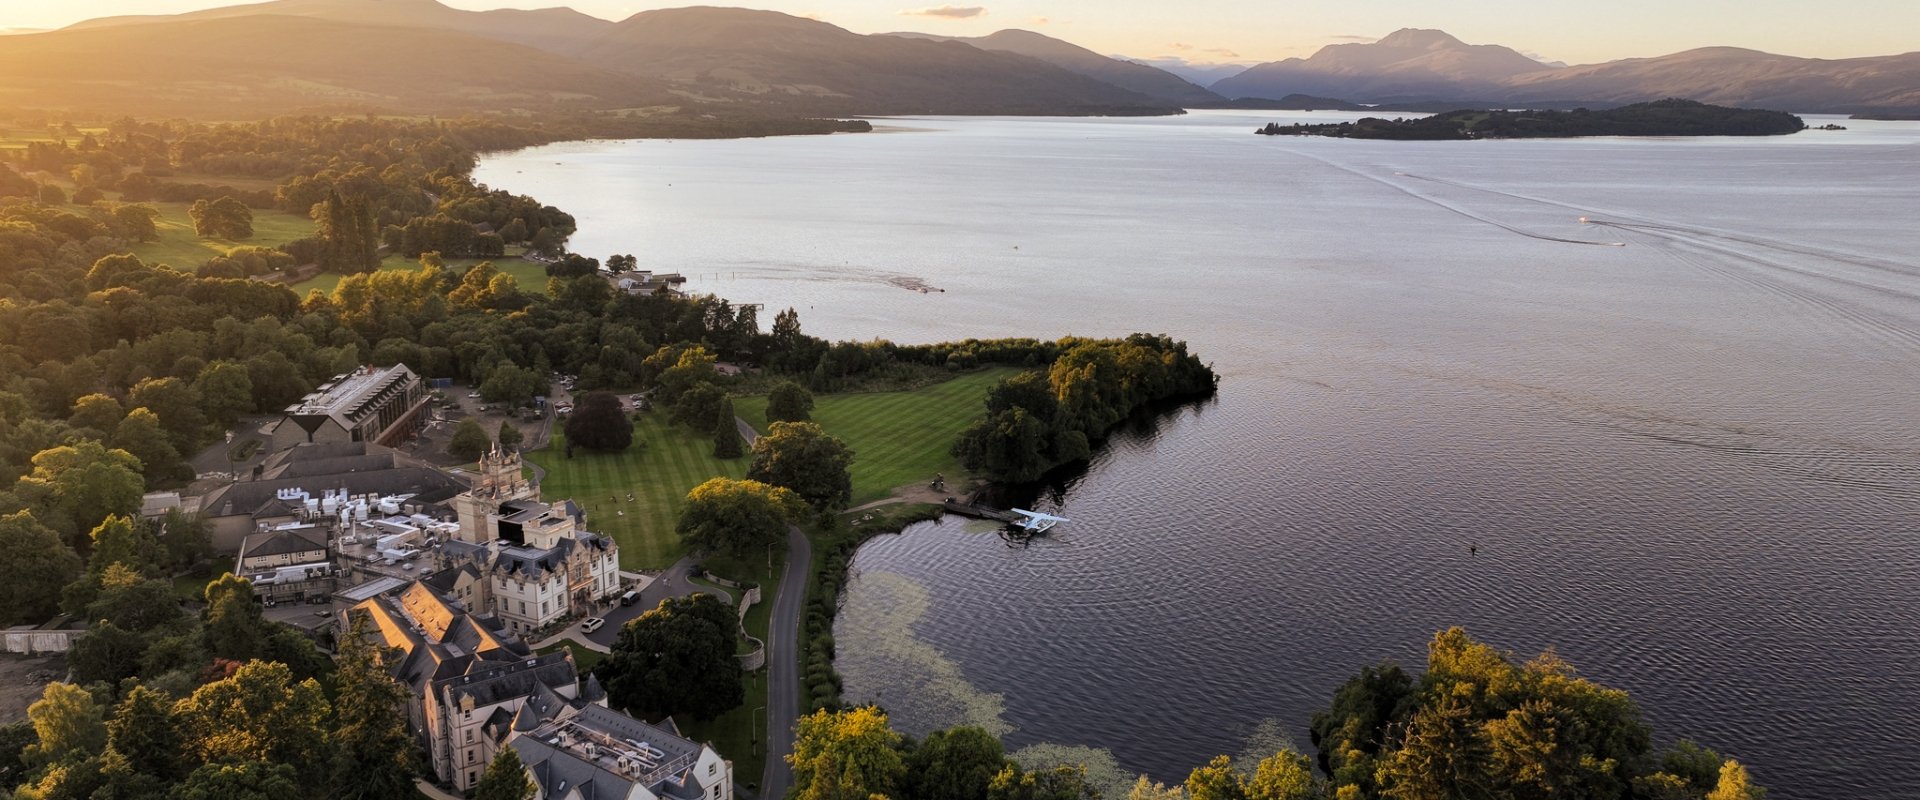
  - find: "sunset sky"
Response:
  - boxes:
[10,0,1919,66]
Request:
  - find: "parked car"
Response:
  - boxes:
[467,391,482,398]
[581,617,606,634]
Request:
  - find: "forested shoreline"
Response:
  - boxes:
[0,110,1761,800]
[1257,99,1806,140]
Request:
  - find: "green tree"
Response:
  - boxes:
[789,707,906,800]
[0,511,81,625]
[746,421,854,513]
[107,685,184,783]
[328,614,418,800]
[174,660,330,776]
[192,361,256,427]
[87,515,156,578]
[12,440,145,549]
[129,376,206,451]
[168,760,302,800]
[0,721,35,790]
[188,196,254,239]
[448,418,492,463]
[113,203,161,242]
[472,746,535,800]
[766,380,814,423]
[672,381,726,432]
[203,573,266,662]
[497,419,524,451]
[67,618,150,686]
[23,682,107,767]
[676,477,801,560]
[565,391,634,453]
[68,393,125,437]
[480,364,542,406]
[114,407,189,488]
[712,396,743,458]
[905,726,1009,800]
[597,593,744,721]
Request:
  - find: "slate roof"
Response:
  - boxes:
[198,442,467,521]
[445,653,577,707]
[514,704,712,800]
[237,526,328,562]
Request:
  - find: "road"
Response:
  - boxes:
[762,523,808,800]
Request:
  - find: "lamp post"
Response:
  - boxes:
[751,705,766,756]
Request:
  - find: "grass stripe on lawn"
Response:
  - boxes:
[734,367,1019,505]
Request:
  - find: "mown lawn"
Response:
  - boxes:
[525,413,748,570]
[734,367,1017,506]
[288,252,550,296]
[130,201,316,271]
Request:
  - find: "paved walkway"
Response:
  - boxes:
[414,778,461,800]
[762,524,808,800]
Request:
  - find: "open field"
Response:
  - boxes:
[734,367,1016,505]
[289,252,550,296]
[525,414,748,570]
[130,200,315,270]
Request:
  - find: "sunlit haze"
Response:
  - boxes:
[9,0,1920,65]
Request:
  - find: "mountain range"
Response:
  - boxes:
[6,1,1919,118]
[1213,28,1920,114]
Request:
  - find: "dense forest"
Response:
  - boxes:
[1257,100,1806,140]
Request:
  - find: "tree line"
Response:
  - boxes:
[953,335,1218,482]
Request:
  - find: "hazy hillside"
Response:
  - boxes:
[1212,28,1920,114]
[582,8,1174,115]
[888,29,1223,106]
[62,0,612,54]
[1214,29,1555,103]
[0,15,666,116]
[1504,47,1920,113]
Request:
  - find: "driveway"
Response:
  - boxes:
[762,524,808,800]
[575,556,728,649]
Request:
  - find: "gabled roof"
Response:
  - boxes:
[442,652,577,708]
[237,526,328,561]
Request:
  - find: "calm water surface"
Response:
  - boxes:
[477,111,1920,798]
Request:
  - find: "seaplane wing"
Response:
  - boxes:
[1010,508,1069,533]
[1011,509,1069,523]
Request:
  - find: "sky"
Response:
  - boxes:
[8,0,1919,66]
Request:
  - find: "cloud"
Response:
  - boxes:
[901,5,986,18]
[1203,47,1240,57]
[1168,42,1193,51]
[1328,34,1375,42]
[1029,16,1050,25]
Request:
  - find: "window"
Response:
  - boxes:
[468,772,476,785]
[467,749,475,764]
[466,729,474,743]
[709,763,717,776]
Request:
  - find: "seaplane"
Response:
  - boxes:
[1009,509,1069,535]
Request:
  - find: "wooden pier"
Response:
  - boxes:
[941,499,1019,523]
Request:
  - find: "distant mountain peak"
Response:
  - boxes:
[1374,28,1467,49]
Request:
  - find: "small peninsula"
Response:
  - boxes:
[1257,98,1807,139]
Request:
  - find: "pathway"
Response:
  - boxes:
[762,524,808,800]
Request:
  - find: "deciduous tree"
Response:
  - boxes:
[598,593,744,721]
[0,511,81,626]
[448,418,492,463]
[767,380,814,423]
[676,477,801,560]
[789,707,906,800]
[565,391,634,453]
[747,421,853,513]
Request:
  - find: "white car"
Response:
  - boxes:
[580,617,606,634]
[467,391,482,398]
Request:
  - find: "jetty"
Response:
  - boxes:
[942,498,1019,523]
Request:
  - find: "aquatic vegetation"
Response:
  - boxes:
[835,571,1012,736]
